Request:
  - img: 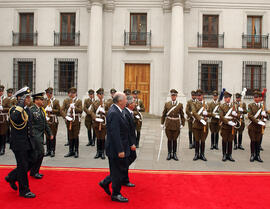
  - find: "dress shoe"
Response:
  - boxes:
[101,152,106,160]
[233,144,238,150]
[166,153,172,161]
[50,151,55,157]
[222,155,227,162]
[31,173,43,179]
[5,176,17,191]
[20,192,36,198]
[74,151,79,158]
[227,155,235,162]
[214,145,219,150]
[210,145,214,150]
[200,154,207,161]
[172,153,179,161]
[256,155,263,163]
[94,152,100,159]
[111,194,128,203]
[86,142,91,146]
[64,152,75,157]
[238,145,244,150]
[99,181,111,195]
[250,154,255,162]
[123,182,135,187]
[44,151,50,157]
[193,154,200,161]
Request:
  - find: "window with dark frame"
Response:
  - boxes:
[247,16,263,48]
[60,13,76,46]
[129,13,147,45]
[19,13,34,45]
[198,60,222,95]
[202,15,219,47]
[242,61,266,96]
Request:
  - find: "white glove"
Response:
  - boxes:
[46,116,50,121]
[232,111,237,117]
[228,121,236,127]
[238,107,243,112]
[70,103,75,109]
[258,120,265,126]
[135,115,140,119]
[263,118,267,122]
[200,119,207,126]
[203,110,208,116]
[95,118,104,123]
[46,106,52,112]
[137,106,141,111]
[225,116,233,120]
[161,124,164,129]
[0,105,3,111]
[99,107,105,114]
[215,115,220,119]
[180,125,183,129]
[261,111,267,117]
[65,116,73,121]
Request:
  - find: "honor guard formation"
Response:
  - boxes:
[1,84,269,198]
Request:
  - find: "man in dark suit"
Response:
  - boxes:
[122,95,137,186]
[5,87,36,198]
[99,92,130,203]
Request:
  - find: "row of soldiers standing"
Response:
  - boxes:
[161,88,268,162]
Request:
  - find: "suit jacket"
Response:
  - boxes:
[123,107,136,146]
[105,104,130,159]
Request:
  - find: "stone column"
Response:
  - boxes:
[169,0,184,97]
[88,0,103,90]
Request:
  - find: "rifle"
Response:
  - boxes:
[232,93,236,135]
[261,88,267,134]
[203,100,207,133]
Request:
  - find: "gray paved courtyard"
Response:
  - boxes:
[1,114,269,172]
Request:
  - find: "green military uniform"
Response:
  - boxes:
[43,87,60,157]
[90,88,107,159]
[133,90,145,148]
[29,93,52,178]
[248,91,267,162]
[185,91,196,149]
[207,91,220,150]
[161,89,185,161]
[233,93,247,150]
[84,89,96,146]
[0,85,11,155]
[191,90,209,161]
[61,87,83,158]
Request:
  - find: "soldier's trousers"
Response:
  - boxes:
[46,136,56,152]
[248,127,262,142]
[220,128,234,142]
[0,134,6,154]
[30,151,44,175]
[193,128,208,142]
[8,150,33,195]
[87,128,96,143]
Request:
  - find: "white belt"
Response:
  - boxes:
[167,116,180,121]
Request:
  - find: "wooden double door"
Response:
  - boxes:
[124,64,150,112]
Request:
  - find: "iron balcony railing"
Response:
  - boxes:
[197,33,224,48]
[242,34,269,49]
[12,31,38,46]
[54,31,80,46]
[124,31,152,46]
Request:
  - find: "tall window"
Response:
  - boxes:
[13,58,36,93]
[19,13,34,45]
[54,58,78,95]
[243,61,266,96]
[129,13,147,45]
[60,13,76,45]
[202,15,219,47]
[198,61,222,95]
[247,16,262,48]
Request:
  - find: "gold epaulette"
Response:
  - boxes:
[9,106,28,130]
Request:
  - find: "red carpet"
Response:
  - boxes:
[1,165,270,209]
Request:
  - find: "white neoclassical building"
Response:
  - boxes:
[0,0,270,115]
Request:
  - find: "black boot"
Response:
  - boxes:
[64,139,74,157]
[192,136,195,149]
[255,142,263,163]
[233,135,237,150]
[94,139,101,159]
[193,141,200,161]
[74,138,79,158]
[188,132,193,149]
[238,134,244,150]
[91,130,96,146]
[250,141,255,162]
[222,141,227,162]
[172,140,179,161]
[136,131,141,148]
[214,133,219,150]
[259,136,264,151]
[200,141,207,161]
[227,141,235,162]
[101,140,106,160]
[86,129,92,146]
[166,140,172,160]
[210,133,214,150]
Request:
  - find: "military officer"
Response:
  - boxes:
[84,89,96,146]
[5,87,36,198]
[124,88,131,96]
[105,88,117,113]
[185,90,197,149]
[90,88,107,159]
[233,93,247,150]
[207,90,220,150]
[29,92,53,179]
[161,89,185,161]
[248,91,267,162]
[44,87,60,157]
[0,85,10,155]
[258,91,265,151]
[191,89,209,161]
[132,90,145,148]
[61,87,83,158]
[219,91,239,162]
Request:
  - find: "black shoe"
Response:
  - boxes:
[166,153,172,161]
[222,155,227,162]
[50,151,55,157]
[101,152,105,160]
[44,151,51,157]
[64,152,75,157]
[256,155,263,163]
[172,153,179,161]
[250,155,255,162]
[99,181,111,195]
[193,154,199,161]
[31,173,43,179]
[227,155,235,162]
[94,152,100,159]
[20,192,36,198]
[214,145,219,150]
[74,151,79,158]
[5,176,17,191]
[64,143,69,146]
[111,194,128,203]
[233,144,238,150]
[86,142,91,146]
[200,154,207,161]
[238,145,245,150]
[210,144,214,150]
[123,182,135,187]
